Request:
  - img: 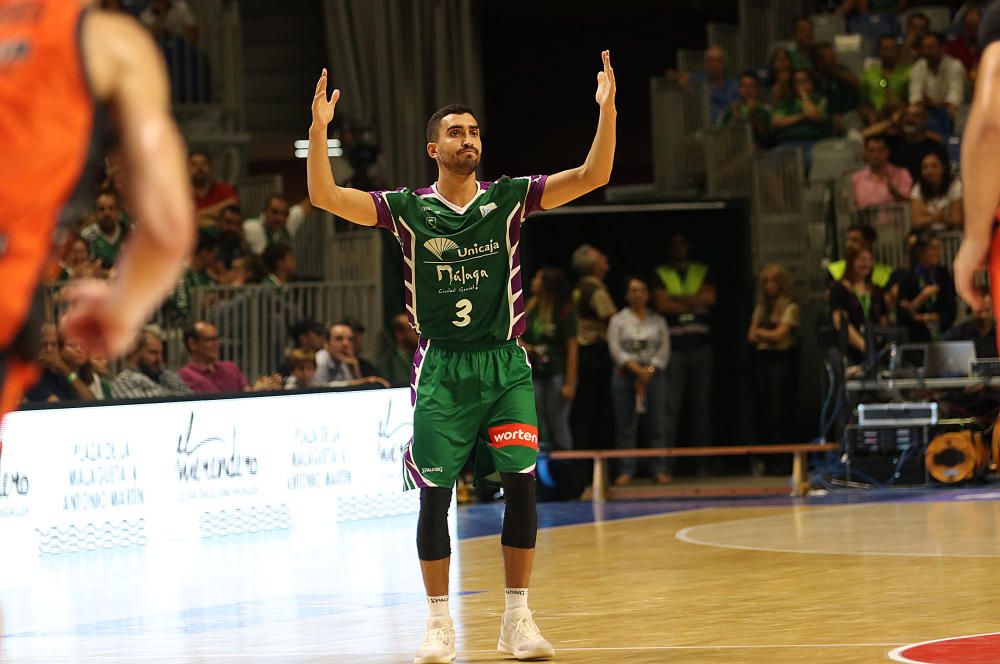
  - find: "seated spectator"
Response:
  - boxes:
[168,230,218,322]
[140,0,197,44]
[667,46,738,126]
[607,277,671,487]
[830,246,889,365]
[747,264,800,471]
[771,69,833,168]
[522,267,578,454]
[903,12,931,65]
[261,243,295,287]
[25,325,96,402]
[813,43,860,132]
[278,319,328,377]
[860,35,911,125]
[767,48,795,104]
[284,349,322,389]
[910,152,963,230]
[209,204,250,282]
[110,326,194,399]
[379,312,419,388]
[828,222,894,288]
[243,194,314,256]
[720,70,772,149]
[790,17,816,71]
[886,103,948,181]
[189,150,237,225]
[179,321,281,394]
[81,192,129,271]
[315,322,389,388]
[898,231,956,342]
[910,33,966,127]
[852,134,913,208]
[85,354,113,399]
[342,317,380,378]
[945,294,998,358]
[945,7,982,77]
[58,236,102,282]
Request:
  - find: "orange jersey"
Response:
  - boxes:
[0,0,104,416]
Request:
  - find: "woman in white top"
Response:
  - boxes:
[607,276,671,487]
[910,151,963,230]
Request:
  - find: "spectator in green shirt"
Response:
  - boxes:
[771,69,833,169]
[81,192,130,272]
[790,17,815,71]
[167,230,218,323]
[261,242,295,288]
[861,35,911,125]
[813,43,860,132]
[720,71,772,149]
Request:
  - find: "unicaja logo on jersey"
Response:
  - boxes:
[423,237,500,261]
[424,237,459,260]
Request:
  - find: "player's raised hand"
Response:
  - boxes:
[311,68,340,130]
[595,50,616,111]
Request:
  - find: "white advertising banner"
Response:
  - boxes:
[0,388,416,557]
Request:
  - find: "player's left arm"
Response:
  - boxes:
[539,51,617,211]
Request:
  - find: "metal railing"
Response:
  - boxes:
[649,77,709,194]
[235,174,284,220]
[705,121,754,198]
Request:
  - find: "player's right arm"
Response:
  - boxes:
[307,69,377,227]
[61,11,194,357]
[955,33,1000,309]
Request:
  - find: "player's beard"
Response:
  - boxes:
[441,149,479,176]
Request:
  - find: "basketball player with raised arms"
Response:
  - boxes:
[0,1,194,421]
[955,1,1000,342]
[308,52,616,663]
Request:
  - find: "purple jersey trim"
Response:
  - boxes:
[369,189,405,233]
[523,174,548,217]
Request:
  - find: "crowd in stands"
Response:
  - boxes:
[674,5,981,181]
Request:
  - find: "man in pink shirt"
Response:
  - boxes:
[851,135,913,209]
[179,321,281,393]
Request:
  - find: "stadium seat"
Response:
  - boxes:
[809,138,864,183]
[947,135,960,169]
[812,13,846,44]
[900,6,952,35]
[953,104,970,135]
[834,34,865,76]
[847,13,900,53]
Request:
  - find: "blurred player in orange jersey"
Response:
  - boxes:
[0,1,194,420]
[955,1,1000,352]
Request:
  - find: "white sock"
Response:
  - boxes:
[505,588,529,613]
[427,595,450,619]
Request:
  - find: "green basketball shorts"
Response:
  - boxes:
[402,338,538,490]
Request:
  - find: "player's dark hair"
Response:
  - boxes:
[426,104,477,143]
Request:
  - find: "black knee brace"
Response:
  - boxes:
[416,487,453,561]
[500,472,537,549]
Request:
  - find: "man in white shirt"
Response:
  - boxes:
[910,33,967,122]
[243,194,313,255]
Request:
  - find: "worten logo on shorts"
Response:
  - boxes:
[487,423,538,450]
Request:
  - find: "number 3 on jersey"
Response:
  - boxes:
[452,299,472,327]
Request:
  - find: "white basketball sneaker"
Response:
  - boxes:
[497,607,555,660]
[413,616,456,664]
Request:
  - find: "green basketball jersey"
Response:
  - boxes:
[80,221,128,269]
[371,175,547,343]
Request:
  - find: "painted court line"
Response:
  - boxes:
[888,631,1000,663]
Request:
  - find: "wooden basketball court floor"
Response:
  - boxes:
[1,489,999,663]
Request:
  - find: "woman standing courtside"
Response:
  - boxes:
[522,267,578,453]
[608,276,671,487]
[747,265,800,465]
